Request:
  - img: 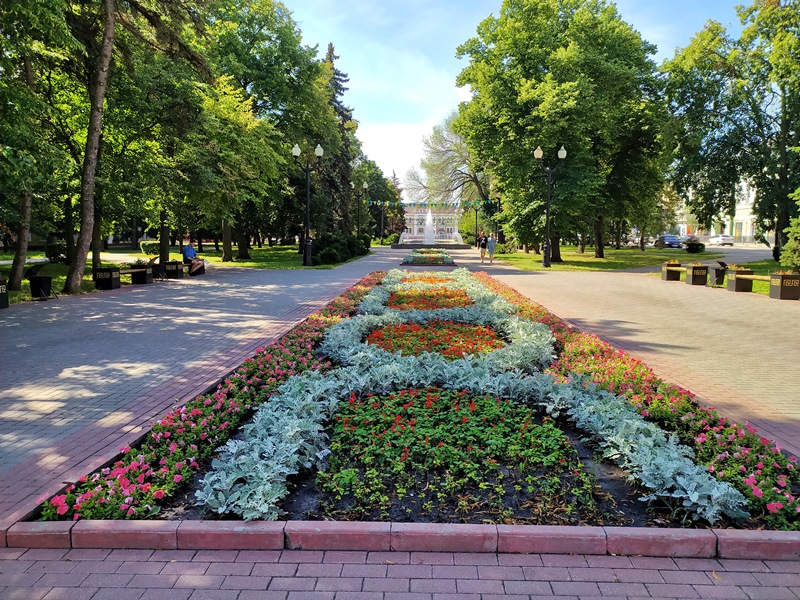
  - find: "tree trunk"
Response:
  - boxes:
[221,219,233,262]
[131,216,139,250]
[235,227,250,259]
[8,191,33,291]
[63,195,76,264]
[63,0,115,294]
[195,233,204,253]
[9,55,37,291]
[159,209,170,264]
[578,233,586,254]
[91,205,103,270]
[593,217,605,258]
[549,233,562,263]
[91,134,105,270]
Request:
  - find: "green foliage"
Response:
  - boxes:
[44,242,68,264]
[455,0,668,254]
[663,0,800,245]
[685,242,705,254]
[383,233,399,245]
[780,213,800,273]
[318,389,604,523]
[496,241,517,255]
[311,231,369,265]
[139,240,160,256]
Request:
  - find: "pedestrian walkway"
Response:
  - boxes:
[2,246,800,599]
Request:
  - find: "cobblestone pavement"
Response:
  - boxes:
[2,247,800,598]
[2,546,800,600]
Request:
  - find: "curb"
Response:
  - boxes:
[5,520,800,560]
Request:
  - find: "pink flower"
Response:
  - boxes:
[752,486,764,498]
[173,475,183,483]
[766,502,783,513]
[153,490,164,499]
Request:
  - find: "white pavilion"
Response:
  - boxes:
[398,202,464,245]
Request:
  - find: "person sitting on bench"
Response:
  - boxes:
[181,241,205,274]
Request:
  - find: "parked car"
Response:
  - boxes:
[655,234,681,248]
[680,234,699,245]
[707,234,734,246]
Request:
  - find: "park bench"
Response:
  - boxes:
[726,270,769,293]
[661,263,708,285]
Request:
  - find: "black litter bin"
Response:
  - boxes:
[164,261,184,279]
[0,282,8,309]
[94,267,121,290]
[29,275,52,300]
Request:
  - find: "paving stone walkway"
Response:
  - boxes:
[2,247,799,598]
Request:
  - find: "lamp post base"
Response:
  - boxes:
[303,239,313,267]
[542,242,551,268]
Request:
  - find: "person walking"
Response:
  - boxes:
[487,233,496,263]
[477,231,489,263]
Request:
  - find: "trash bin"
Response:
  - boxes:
[164,261,184,279]
[29,275,53,300]
[0,281,8,309]
[131,266,153,284]
[94,267,121,290]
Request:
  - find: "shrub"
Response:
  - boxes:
[462,232,476,246]
[497,241,517,255]
[685,242,705,254]
[316,246,341,265]
[384,232,400,245]
[780,216,800,273]
[139,240,160,256]
[44,242,68,264]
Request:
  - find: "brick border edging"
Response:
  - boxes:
[5,520,800,560]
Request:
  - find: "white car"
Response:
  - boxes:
[707,234,734,246]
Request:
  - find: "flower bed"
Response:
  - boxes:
[386,286,472,310]
[196,269,746,525]
[366,320,505,359]
[401,248,455,265]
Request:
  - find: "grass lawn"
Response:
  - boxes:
[0,250,46,261]
[102,244,341,269]
[497,245,724,271]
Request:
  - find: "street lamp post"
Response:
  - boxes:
[292,143,323,266]
[350,180,368,238]
[379,201,387,245]
[534,145,567,268]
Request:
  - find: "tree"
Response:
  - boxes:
[0,0,77,289]
[455,0,666,261]
[663,0,800,260]
[407,111,491,206]
[60,0,209,294]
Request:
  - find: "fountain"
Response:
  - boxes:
[424,209,436,244]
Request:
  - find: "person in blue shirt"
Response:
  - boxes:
[182,241,204,274]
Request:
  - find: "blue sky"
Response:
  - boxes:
[284,0,744,183]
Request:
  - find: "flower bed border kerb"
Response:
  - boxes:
[6,519,800,560]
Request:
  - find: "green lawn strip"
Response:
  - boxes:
[0,250,46,261]
[498,245,724,272]
[317,388,614,525]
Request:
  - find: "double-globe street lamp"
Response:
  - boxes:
[350,180,369,238]
[533,145,567,268]
[291,143,323,266]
